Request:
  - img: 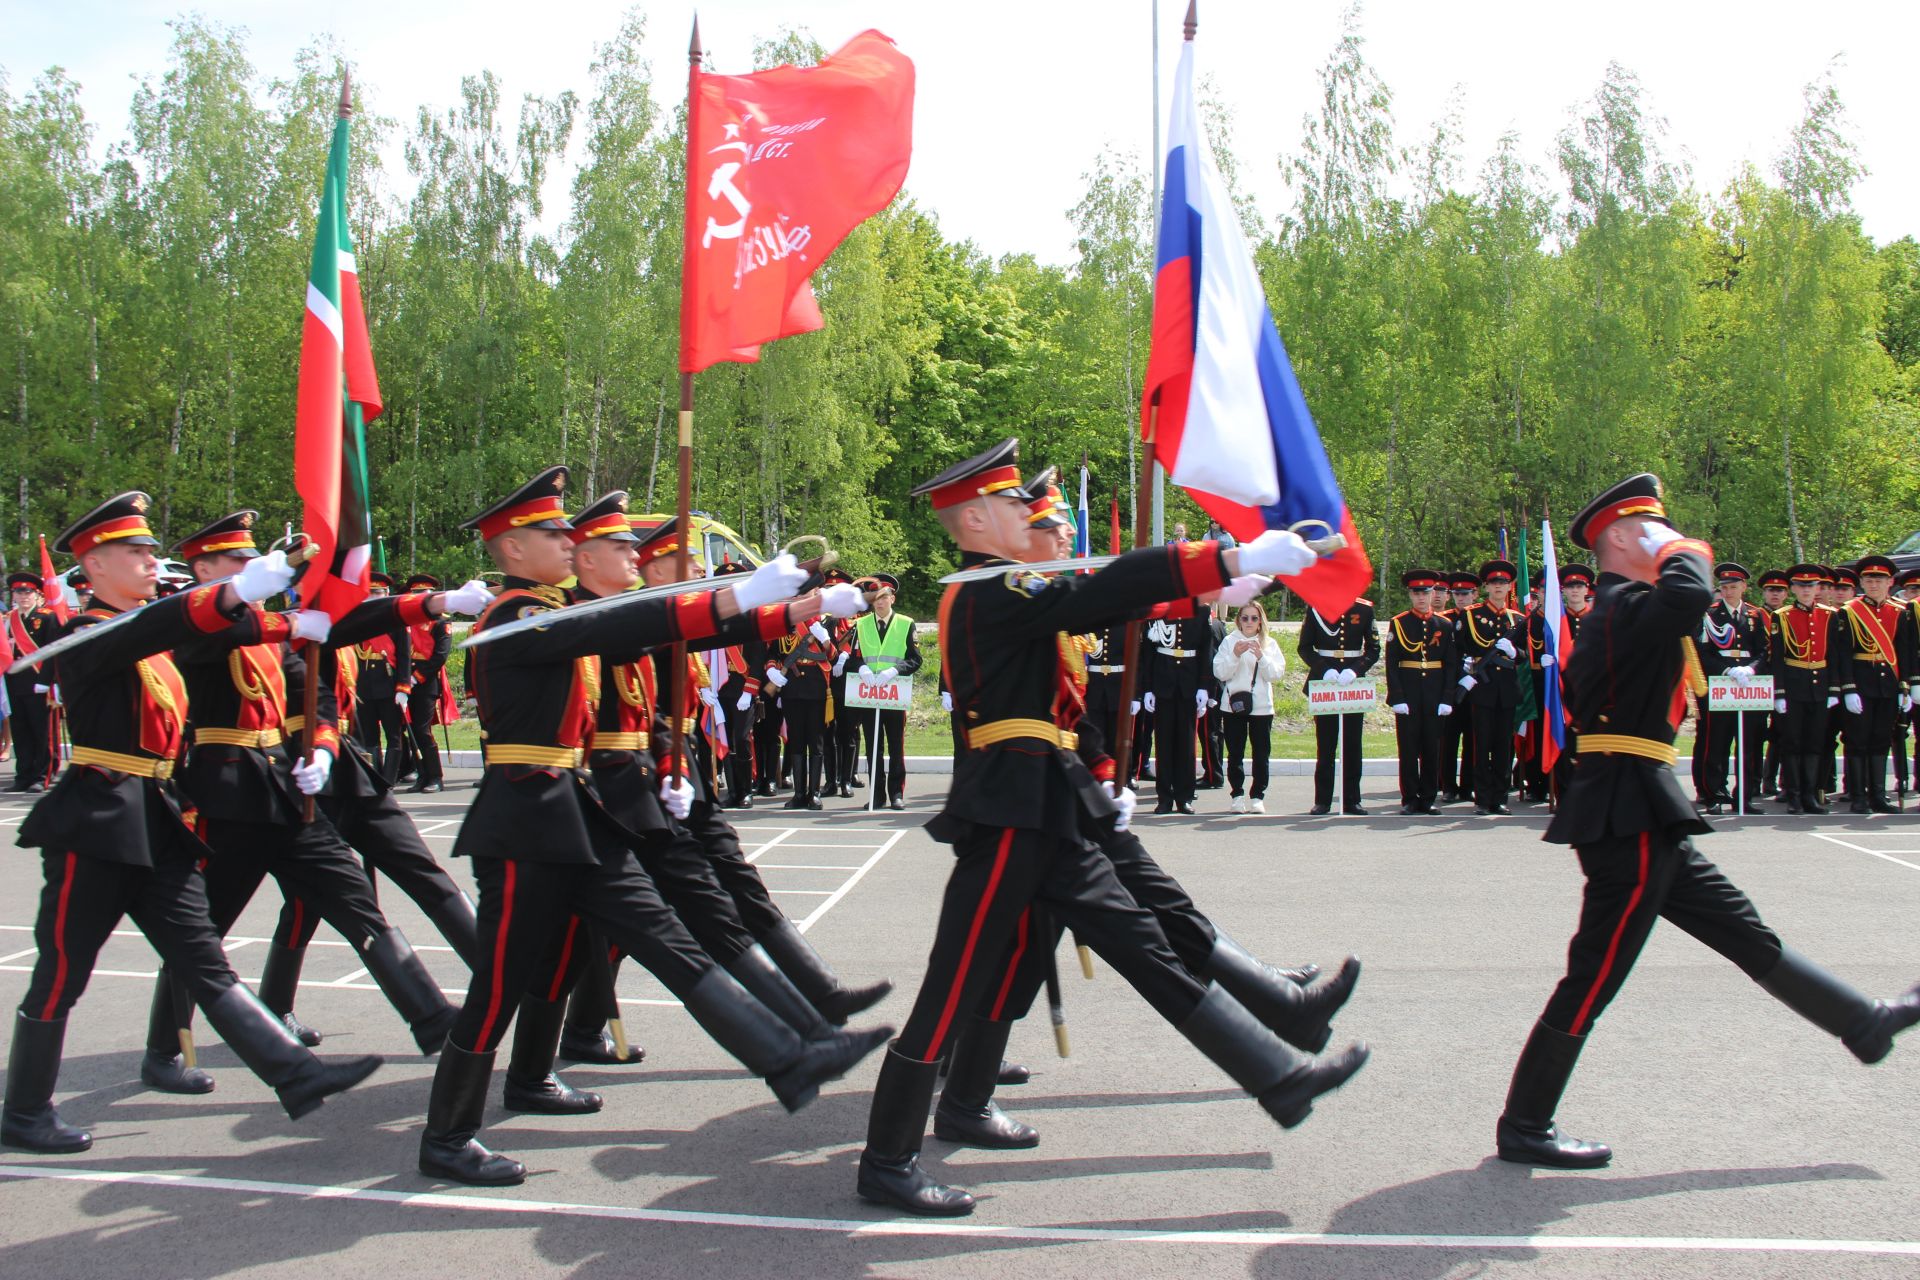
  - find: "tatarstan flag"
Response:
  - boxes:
[294,80,380,621]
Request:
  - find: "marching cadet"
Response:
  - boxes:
[254,576,495,1048]
[770,608,835,810]
[4,494,380,1155]
[1757,569,1792,797]
[1690,563,1772,814]
[858,439,1365,1218]
[1495,476,1920,1170]
[1143,576,1212,815]
[1439,571,1480,803]
[5,570,58,791]
[1456,559,1526,815]
[850,572,921,810]
[353,571,413,780]
[1834,555,1912,814]
[1298,585,1380,816]
[140,512,455,1094]
[1766,565,1848,814]
[416,467,888,1188]
[1385,569,1459,814]
[401,572,451,793]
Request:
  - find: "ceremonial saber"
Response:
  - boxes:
[935,526,1347,585]
[1035,905,1069,1058]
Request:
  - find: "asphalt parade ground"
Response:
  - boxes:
[2,771,1918,1278]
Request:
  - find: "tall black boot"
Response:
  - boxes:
[1800,757,1829,814]
[362,928,456,1054]
[200,983,382,1119]
[2,1011,92,1153]
[1177,983,1369,1128]
[423,888,481,970]
[558,953,644,1065]
[1848,750,1870,814]
[857,1044,976,1216]
[1496,1019,1612,1167]
[1203,933,1361,1052]
[677,966,890,1113]
[728,944,833,1040]
[1867,753,1898,813]
[503,996,602,1115]
[258,944,323,1046]
[140,971,213,1094]
[1781,753,1805,814]
[419,1042,524,1185]
[757,918,893,1025]
[1758,946,1920,1064]
[932,1017,1038,1149]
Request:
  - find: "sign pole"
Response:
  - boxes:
[1736,710,1745,817]
[869,703,881,814]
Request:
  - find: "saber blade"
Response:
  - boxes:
[935,533,1347,585]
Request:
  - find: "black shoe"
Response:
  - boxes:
[258,945,323,1046]
[838,785,855,799]
[1742,802,1768,815]
[1440,790,1460,804]
[1491,805,1512,816]
[889,797,906,811]
[767,1024,893,1112]
[140,1049,215,1095]
[558,1027,646,1065]
[200,985,382,1120]
[758,921,894,1026]
[1496,1115,1613,1168]
[1400,804,1420,815]
[996,1058,1031,1085]
[1845,982,1920,1063]
[755,783,775,798]
[1176,983,1370,1130]
[1308,804,1331,816]
[420,1043,524,1186]
[1205,935,1360,1053]
[858,1047,977,1217]
[2,1013,93,1154]
[1344,804,1369,816]
[805,797,824,811]
[1176,800,1196,815]
[933,1017,1040,1149]
[1474,806,1491,816]
[1153,802,1173,815]
[504,1072,604,1115]
[280,1012,322,1046]
[1702,802,1724,816]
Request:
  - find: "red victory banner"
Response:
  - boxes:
[678,29,915,373]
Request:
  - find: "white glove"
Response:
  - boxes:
[1129,700,1140,716]
[698,685,720,709]
[766,667,789,689]
[1458,675,1478,692]
[1494,638,1517,659]
[736,691,753,712]
[1826,695,1839,709]
[1195,689,1209,713]
[940,691,953,713]
[443,579,493,615]
[46,684,60,706]
[1775,698,1788,715]
[818,583,868,617]
[1437,703,1453,717]
[1844,692,1864,716]
[1143,692,1157,714]
[734,553,806,611]
[659,776,694,821]
[233,549,295,604]
[395,689,409,705]
[858,664,875,677]
[32,683,49,695]
[1902,693,1913,715]
[1336,668,1357,684]
[1540,652,1555,668]
[1215,574,1271,607]
[1727,666,1754,684]
[831,652,848,676]
[1105,782,1137,832]
[291,748,333,796]
[291,610,332,643]
[1637,522,1685,557]
[807,620,831,645]
[1236,529,1316,577]
[1390,702,1410,716]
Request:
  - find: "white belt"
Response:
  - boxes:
[1719,650,1751,659]
[1156,647,1195,659]
[1315,648,1364,658]
[1089,664,1125,675]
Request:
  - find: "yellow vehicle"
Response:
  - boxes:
[628,511,765,573]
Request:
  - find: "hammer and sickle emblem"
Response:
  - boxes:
[702,126,752,248]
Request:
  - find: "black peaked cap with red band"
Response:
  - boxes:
[1558,563,1596,587]
[54,491,161,557]
[1856,554,1896,578]
[1401,567,1442,589]
[1479,558,1517,585]
[1569,472,1673,552]
[1450,571,1480,589]
[569,490,639,544]
[172,510,262,561]
[405,573,441,591]
[911,437,1024,510]
[1714,562,1749,583]
[1758,568,1791,589]
[633,516,686,566]
[463,465,571,539]
[1020,465,1067,530]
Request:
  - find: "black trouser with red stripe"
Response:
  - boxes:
[1536,832,1781,1038]
[893,825,1204,1063]
[356,693,410,782]
[451,848,713,1053]
[21,850,242,1020]
[405,683,445,784]
[683,801,787,939]
[269,790,468,953]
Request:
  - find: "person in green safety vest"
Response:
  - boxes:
[851,573,923,809]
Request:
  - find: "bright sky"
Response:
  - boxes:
[8,0,1918,261]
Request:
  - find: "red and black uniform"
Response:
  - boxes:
[5,595,59,791]
[1765,592,1847,812]
[1690,593,1774,809]
[1455,566,1525,813]
[354,609,413,781]
[404,599,451,789]
[714,638,763,806]
[1834,585,1915,812]
[1297,599,1379,813]
[824,611,860,795]
[1384,595,1460,812]
[771,624,835,808]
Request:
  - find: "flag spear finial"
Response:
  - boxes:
[689,14,704,66]
[338,68,352,119]
[1184,0,1198,40]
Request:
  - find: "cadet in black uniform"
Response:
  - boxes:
[1821,565,1860,802]
[1766,565,1847,814]
[1298,591,1380,815]
[770,614,835,810]
[711,563,766,808]
[1895,568,1920,797]
[1385,569,1459,814]
[4,494,380,1155]
[1439,571,1479,802]
[415,468,888,1188]
[402,572,451,792]
[1690,563,1772,814]
[1143,598,1210,814]
[821,567,862,797]
[1755,568,1791,797]
[5,571,58,791]
[1495,474,1920,1170]
[353,572,413,780]
[1834,555,1914,814]
[1455,559,1525,815]
[857,440,1367,1218]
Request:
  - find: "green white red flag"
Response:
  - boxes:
[294,86,380,620]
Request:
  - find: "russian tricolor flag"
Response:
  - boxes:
[1539,519,1570,774]
[1140,39,1371,616]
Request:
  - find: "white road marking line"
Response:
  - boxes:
[770,890,835,896]
[0,924,458,953]
[413,820,456,836]
[1811,833,1920,873]
[0,948,39,963]
[797,830,905,933]
[755,864,864,872]
[0,965,681,1007]
[324,967,369,987]
[0,1166,1914,1256]
[743,829,798,864]
[775,841,899,849]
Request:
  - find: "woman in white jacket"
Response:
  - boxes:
[1213,599,1286,813]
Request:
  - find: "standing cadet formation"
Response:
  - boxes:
[1,460,1916,1220]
